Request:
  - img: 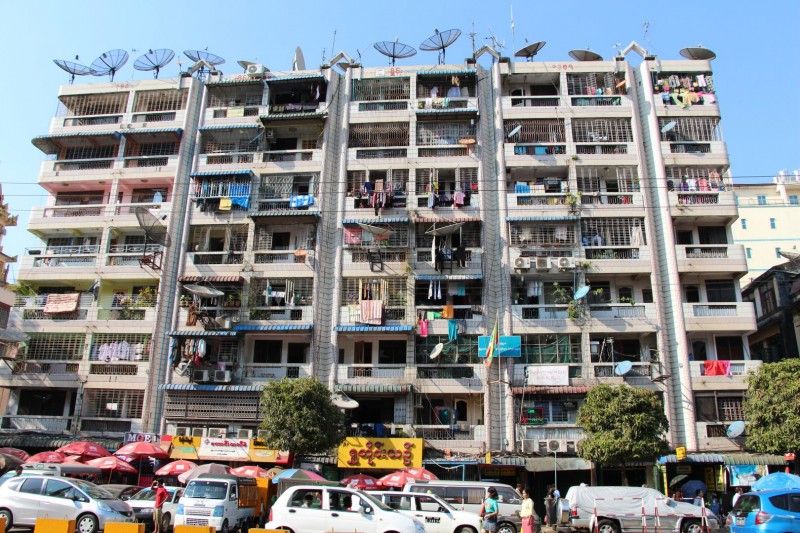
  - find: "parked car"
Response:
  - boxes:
[266,484,426,533]
[100,484,146,501]
[0,474,135,532]
[727,488,800,532]
[371,490,484,533]
[126,486,183,532]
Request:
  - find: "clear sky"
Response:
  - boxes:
[1,0,798,281]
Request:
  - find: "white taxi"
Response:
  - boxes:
[371,491,483,533]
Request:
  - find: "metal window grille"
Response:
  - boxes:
[509,223,577,247]
[577,167,638,193]
[90,334,152,362]
[352,78,411,101]
[62,144,117,160]
[202,136,260,154]
[348,122,409,148]
[415,222,481,248]
[341,277,407,306]
[188,225,248,252]
[131,188,169,203]
[572,119,633,143]
[125,141,178,157]
[0,307,8,329]
[83,389,144,419]
[133,89,189,112]
[414,280,482,307]
[659,117,721,142]
[254,223,316,251]
[526,401,577,423]
[250,277,314,306]
[257,173,318,199]
[580,217,647,246]
[55,192,105,205]
[164,392,261,420]
[503,119,566,143]
[520,334,581,363]
[458,167,479,191]
[567,72,623,96]
[416,75,476,98]
[416,121,473,146]
[59,93,129,116]
[717,396,744,421]
[665,167,727,188]
[25,333,86,361]
[414,334,479,364]
[207,87,263,108]
[345,225,409,248]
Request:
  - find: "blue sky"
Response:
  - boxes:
[1,0,798,281]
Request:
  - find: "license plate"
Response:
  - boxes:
[736,517,745,526]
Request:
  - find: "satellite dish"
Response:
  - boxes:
[331,392,359,409]
[726,421,746,438]
[374,40,417,66]
[293,47,306,71]
[430,343,445,360]
[0,329,30,344]
[134,49,175,79]
[183,50,226,66]
[135,207,170,271]
[680,47,716,61]
[420,28,462,64]
[53,59,92,84]
[515,41,546,60]
[89,49,129,81]
[661,121,677,134]
[614,360,633,376]
[779,250,800,265]
[237,60,256,72]
[573,285,591,301]
[507,125,522,139]
[569,49,603,61]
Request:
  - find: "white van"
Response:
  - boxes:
[371,490,483,533]
[404,479,539,533]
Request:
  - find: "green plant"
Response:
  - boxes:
[552,282,585,320]
[618,296,636,306]
[8,281,37,297]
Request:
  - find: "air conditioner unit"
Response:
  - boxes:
[191,428,208,438]
[237,429,253,439]
[547,439,571,453]
[265,128,275,140]
[555,256,575,269]
[565,440,577,453]
[207,428,226,438]
[175,426,191,437]
[246,64,266,76]
[193,369,210,382]
[514,257,531,270]
[535,256,551,270]
[214,370,232,383]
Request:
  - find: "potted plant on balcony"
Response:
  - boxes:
[179,294,192,308]
[564,191,582,212]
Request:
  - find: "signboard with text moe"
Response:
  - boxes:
[198,438,251,461]
[478,335,522,358]
[125,432,160,443]
[338,437,423,469]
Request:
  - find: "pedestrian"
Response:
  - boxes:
[673,488,683,502]
[152,480,168,533]
[710,494,721,516]
[519,487,535,533]
[545,487,559,526]
[731,487,744,508]
[693,489,704,507]
[480,487,500,533]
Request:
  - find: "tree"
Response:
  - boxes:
[577,384,670,484]
[259,377,346,456]
[744,359,800,462]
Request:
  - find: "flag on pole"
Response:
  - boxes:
[484,315,499,367]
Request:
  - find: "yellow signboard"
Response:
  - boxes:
[338,437,423,469]
[676,446,687,461]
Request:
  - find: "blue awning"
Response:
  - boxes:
[249,211,319,218]
[167,330,238,337]
[658,453,725,464]
[335,384,412,394]
[416,108,478,114]
[198,124,262,131]
[120,128,183,136]
[190,169,254,177]
[416,274,483,280]
[506,215,581,222]
[417,69,477,76]
[159,383,264,392]
[205,78,264,86]
[234,324,313,332]
[32,131,120,155]
[267,74,325,82]
[342,217,408,224]
[335,325,414,332]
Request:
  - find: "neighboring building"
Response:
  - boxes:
[732,170,800,287]
[0,184,18,325]
[2,42,770,488]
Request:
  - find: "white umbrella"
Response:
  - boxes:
[425,222,464,236]
[183,284,225,298]
[357,223,395,236]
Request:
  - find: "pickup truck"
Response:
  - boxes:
[174,473,265,532]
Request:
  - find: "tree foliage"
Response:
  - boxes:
[576,384,670,466]
[744,358,800,454]
[259,377,347,455]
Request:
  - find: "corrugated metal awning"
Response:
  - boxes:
[335,384,412,394]
[261,112,327,121]
[658,453,725,464]
[267,73,325,82]
[198,123,261,131]
[335,325,414,332]
[178,275,245,283]
[249,211,319,218]
[167,330,239,337]
[32,131,120,155]
[526,457,592,472]
[120,128,183,137]
[234,324,313,332]
[0,433,122,452]
[342,217,408,224]
[417,69,477,76]
[159,384,264,392]
[416,108,478,114]
[506,216,581,222]
[416,274,483,280]
[205,78,264,86]
[414,217,481,223]
[512,386,590,395]
[723,453,787,466]
[190,170,254,177]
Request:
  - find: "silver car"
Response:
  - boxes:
[0,474,135,533]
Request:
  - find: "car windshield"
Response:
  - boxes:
[185,480,228,500]
[358,490,394,512]
[69,478,117,500]
[129,489,157,501]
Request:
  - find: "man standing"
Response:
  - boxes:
[152,480,169,533]
[731,487,744,508]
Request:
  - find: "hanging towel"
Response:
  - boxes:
[704,360,731,376]
[418,318,429,337]
[43,293,80,314]
[448,319,458,342]
[359,300,384,325]
[554,225,568,241]
[428,280,433,300]
[219,197,232,210]
[441,305,454,319]
[436,280,442,300]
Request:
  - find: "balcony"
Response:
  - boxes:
[662,141,728,166]
[1,415,72,432]
[336,365,411,386]
[676,244,748,275]
[245,305,312,323]
[241,363,312,382]
[510,305,582,334]
[501,95,564,113]
[122,154,179,173]
[414,424,486,454]
[79,418,135,435]
[24,248,98,279]
[12,293,92,322]
[107,244,163,267]
[505,143,568,163]
[414,364,485,394]
[682,302,756,333]
[688,359,762,380]
[412,249,482,274]
[339,305,408,326]
[253,250,314,271]
[592,362,654,380]
[413,307,484,336]
[695,421,743,452]
[670,190,737,221]
[583,246,652,274]
[586,303,659,333]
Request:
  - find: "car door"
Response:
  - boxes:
[284,487,327,533]
[38,478,86,523]
[326,489,376,533]
[409,494,454,533]
[10,477,45,526]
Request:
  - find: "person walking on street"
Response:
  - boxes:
[732,487,744,508]
[480,487,500,533]
[519,487,535,533]
[153,480,168,533]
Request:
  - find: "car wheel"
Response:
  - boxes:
[160,512,172,533]
[497,522,517,533]
[456,527,478,533]
[0,509,12,532]
[682,519,703,533]
[219,519,229,533]
[597,519,620,533]
[76,513,99,533]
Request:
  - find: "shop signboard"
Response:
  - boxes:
[338,437,423,469]
[197,438,251,461]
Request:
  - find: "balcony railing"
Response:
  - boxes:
[10,361,80,374]
[414,425,478,441]
[42,205,104,218]
[32,253,97,269]
[248,306,310,322]
[253,250,310,264]
[588,303,648,319]
[338,366,407,380]
[53,159,114,171]
[584,246,642,260]
[1,415,72,432]
[79,418,134,433]
[203,152,255,165]
[262,150,314,162]
[593,363,652,378]
[123,156,171,168]
[416,366,476,379]
[191,252,244,265]
[63,115,122,127]
[509,96,562,107]
[689,359,763,378]
[242,364,312,380]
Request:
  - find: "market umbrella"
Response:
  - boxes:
[178,463,232,484]
[56,441,111,460]
[679,479,707,499]
[340,473,381,490]
[0,453,25,473]
[155,460,198,477]
[26,451,68,464]
[231,465,271,479]
[403,467,438,481]
[64,455,85,463]
[271,468,326,484]
[751,472,800,491]
[114,441,170,460]
[266,466,285,479]
[87,455,138,484]
[669,474,689,488]
[377,471,416,488]
[0,447,29,461]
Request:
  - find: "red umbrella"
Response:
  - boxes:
[230,465,271,479]
[56,441,111,459]
[340,473,381,490]
[404,467,438,481]
[26,451,67,464]
[114,442,170,460]
[0,448,29,461]
[64,455,85,463]
[377,471,416,488]
[86,456,138,474]
[155,460,198,477]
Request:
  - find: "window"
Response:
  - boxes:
[706,280,736,302]
[253,340,281,364]
[641,289,653,304]
[789,195,799,205]
[378,340,406,365]
[716,336,745,360]
[286,343,309,364]
[520,334,580,364]
[746,248,752,259]
[757,195,766,205]
[44,479,77,499]
[354,341,372,364]
[695,392,744,421]
[685,285,700,303]
[770,218,776,229]
[776,247,782,259]
[740,219,747,230]
[20,477,45,495]
[759,286,776,315]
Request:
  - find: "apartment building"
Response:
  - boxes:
[2,42,768,485]
[0,185,17,326]
[732,171,800,287]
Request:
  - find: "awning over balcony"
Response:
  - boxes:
[233,324,313,332]
[159,384,264,392]
[658,453,725,464]
[190,170,254,177]
[167,330,239,337]
[416,274,482,280]
[178,275,245,283]
[261,111,327,121]
[415,107,478,115]
[0,433,122,452]
[249,211,320,218]
[335,384,412,394]
[267,73,325,83]
[335,326,414,332]
[506,215,581,222]
[120,128,183,138]
[511,386,589,395]
[32,131,121,155]
[723,453,787,466]
[342,217,408,224]
[525,457,592,472]
[198,123,262,131]
[414,217,481,223]
[417,70,477,76]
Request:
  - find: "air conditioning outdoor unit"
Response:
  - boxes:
[175,426,191,437]
[514,257,531,270]
[191,428,208,438]
[193,369,210,382]
[237,429,253,439]
[214,370,232,383]
[545,439,571,453]
[207,428,226,438]
[535,256,551,270]
[553,256,575,269]
[246,64,267,77]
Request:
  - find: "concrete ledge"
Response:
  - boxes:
[34,518,76,533]
[106,523,146,533]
